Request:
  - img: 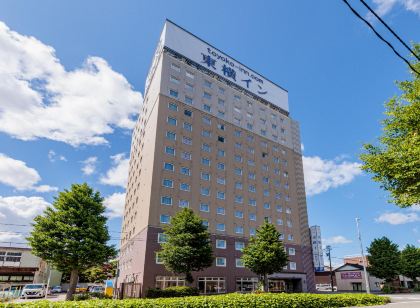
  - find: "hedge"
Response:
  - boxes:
[4,292,390,307]
[146,286,200,298]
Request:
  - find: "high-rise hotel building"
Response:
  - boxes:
[119,20,315,294]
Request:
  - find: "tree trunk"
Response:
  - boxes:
[66,269,79,301]
[263,274,269,292]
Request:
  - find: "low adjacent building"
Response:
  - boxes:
[334,263,383,292]
[0,246,61,289]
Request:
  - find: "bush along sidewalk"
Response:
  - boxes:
[4,292,390,307]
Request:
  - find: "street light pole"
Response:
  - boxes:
[325,245,334,292]
[355,217,370,294]
[45,264,52,299]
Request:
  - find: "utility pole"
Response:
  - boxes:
[325,245,334,292]
[45,264,52,299]
[355,218,370,294]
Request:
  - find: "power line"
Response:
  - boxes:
[359,0,420,62]
[341,0,420,75]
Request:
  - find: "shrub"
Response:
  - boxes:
[381,285,394,293]
[4,292,390,308]
[146,286,199,298]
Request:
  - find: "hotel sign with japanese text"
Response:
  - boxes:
[161,20,289,112]
[341,272,362,280]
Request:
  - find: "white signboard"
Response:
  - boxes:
[161,21,289,112]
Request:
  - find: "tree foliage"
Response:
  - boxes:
[241,221,288,291]
[360,44,420,208]
[159,208,213,283]
[400,244,420,284]
[367,237,400,283]
[27,183,116,300]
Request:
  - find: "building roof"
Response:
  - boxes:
[334,263,365,272]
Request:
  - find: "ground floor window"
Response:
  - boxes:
[155,276,185,289]
[352,282,362,291]
[198,277,226,294]
[236,277,259,292]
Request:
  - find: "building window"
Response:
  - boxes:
[289,248,296,256]
[247,123,253,130]
[248,172,256,180]
[217,207,225,215]
[235,182,243,190]
[160,214,170,224]
[203,92,212,99]
[201,172,211,181]
[165,146,175,156]
[218,136,225,143]
[217,162,225,170]
[164,162,174,172]
[155,276,185,289]
[218,98,225,106]
[235,195,243,204]
[248,185,256,193]
[167,117,177,126]
[181,152,192,160]
[216,177,225,185]
[182,136,192,145]
[158,233,168,243]
[235,210,244,219]
[216,223,225,232]
[277,219,283,225]
[216,239,226,249]
[200,203,210,212]
[162,179,173,188]
[203,104,211,112]
[264,203,270,209]
[204,80,212,88]
[186,71,194,79]
[161,196,172,206]
[287,220,292,228]
[218,110,225,118]
[183,122,192,131]
[171,63,180,71]
[185,96,193,105]
[249,213,256,221]
[236,258,244,268]
[288,234,294,241]
[201,187,210,196]
[249,199,256,207]
[218,149,225,157]
[250,228,256,236]
[168,102,178,111]
[236,277,258,292]
[180,183,190,191]
[286,208,292,214]
[201,157,211,166]
[217,191,225,200]
[202,143,211,152]
[235,168,243,176]
[289,262,297,270]
[156,252,164,264]
[180,166,191,176]
[216,257,226,267]
[169,89,178,98]
[170,75,180,84]
[202,116,211,125]
[235,241,245,251]
[179,200,189,208]
[235,225,244,234]
[202,130,211,137]
[198,277,226,294]
[276,205,283,212]
[166,131,176,140]
[202,220,209,228]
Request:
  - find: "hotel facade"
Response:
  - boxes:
[118,20,315,295]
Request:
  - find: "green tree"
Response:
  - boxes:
[159,208,213,283]
[241,221,288,292]
[367,237,400,285]
[83,260,117,283]
[400,244,420,287]
[27,183,116,300]
[360,44,420,208]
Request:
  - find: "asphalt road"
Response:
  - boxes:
[370,294,420,308]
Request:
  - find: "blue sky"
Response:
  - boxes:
[0,0,419,266]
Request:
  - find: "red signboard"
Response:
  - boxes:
[341,272,362,279]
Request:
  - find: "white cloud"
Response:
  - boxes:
[103,192,126,218]
[303,156,362,196]
[368,0,420,20]
[0,195,51,242]
[376,212,420,225]
[323,236,353,245]
[0,153,57,192]
[100,153,129,188]
[48,150,66,162]
[81,156,98,176]
[0,21,142,147]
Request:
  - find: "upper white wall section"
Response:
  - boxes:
[157,20,289,112]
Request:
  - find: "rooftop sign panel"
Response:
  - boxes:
[161,20,289,112]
